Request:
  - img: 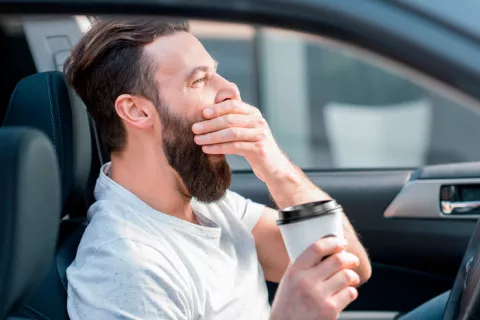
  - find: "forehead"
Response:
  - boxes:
[144,31,213,79]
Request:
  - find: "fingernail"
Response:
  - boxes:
[332,237,347,246]
[203,108,213,117]
[347,252,360,264]
[326,237,346,247]
[192,123,202,131]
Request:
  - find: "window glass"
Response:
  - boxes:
[192,21,480,170]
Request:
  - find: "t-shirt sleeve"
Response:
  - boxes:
[67,239,192,320]
[225,190,266,232]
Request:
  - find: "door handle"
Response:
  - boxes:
[441,201,480,214]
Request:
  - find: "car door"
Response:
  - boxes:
[182,2,480,318]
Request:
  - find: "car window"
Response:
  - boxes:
[191,20,480,170]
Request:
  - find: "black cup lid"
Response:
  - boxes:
[277,199,341,225]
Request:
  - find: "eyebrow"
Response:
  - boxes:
[187,60,218,81]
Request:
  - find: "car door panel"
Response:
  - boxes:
[231,169,476,312]
[386,162,480,220]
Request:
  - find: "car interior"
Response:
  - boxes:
[3,68,104,320]
[0,126,61,319]
[1,5,480,320]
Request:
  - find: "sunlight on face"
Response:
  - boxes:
[145,31,219,120]
[143,32,237,202]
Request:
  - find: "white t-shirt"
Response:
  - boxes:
[67,163,271,320]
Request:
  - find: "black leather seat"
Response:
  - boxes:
[0,127,61,319]
[3,71,102,319]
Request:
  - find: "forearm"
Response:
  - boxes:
[264,161,372,284]
[265,162,328,208]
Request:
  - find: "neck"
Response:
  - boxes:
[109,147,197,224]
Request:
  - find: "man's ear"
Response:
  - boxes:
[114,94,156,129]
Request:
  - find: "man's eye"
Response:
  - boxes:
[193,77,207,85]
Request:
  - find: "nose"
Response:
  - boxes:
[214,76,240,103]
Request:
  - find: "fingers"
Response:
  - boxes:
[192,101,267,156]
[201,141,257,157]
[195,127,260,145]
[323,269,360,295]
[331,286,358,312]
[202,100,259,120]
[294,237,347,270]
[312,251,360,281]
[192,114,256,135]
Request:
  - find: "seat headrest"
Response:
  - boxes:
[0,127,61,319]
[3,71,92,212]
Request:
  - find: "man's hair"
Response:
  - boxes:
[64,18,190,153]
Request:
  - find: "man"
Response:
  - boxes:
[65,18,371,319]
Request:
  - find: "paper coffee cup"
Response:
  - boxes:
[277,200,344,262]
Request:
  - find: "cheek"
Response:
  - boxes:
[185,89,216,119]
[198,84,217,103]
[163,82,217,120]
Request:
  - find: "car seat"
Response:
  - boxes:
[2,71,103,319]
[0,127,61,319]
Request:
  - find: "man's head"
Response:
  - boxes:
[64,18,239,203]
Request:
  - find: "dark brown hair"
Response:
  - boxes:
[64,18,189,153]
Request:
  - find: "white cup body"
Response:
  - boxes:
[279,210,344,262]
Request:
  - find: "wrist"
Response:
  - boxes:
[263,159,302,188]
[263,160,331,208]
[270,299,287,320]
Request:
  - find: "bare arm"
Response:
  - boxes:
[252,207,289,283]
[255,162,371,284]
[193,100,371,284]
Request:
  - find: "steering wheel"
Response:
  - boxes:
[443,218,480,320]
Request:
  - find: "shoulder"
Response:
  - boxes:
[67,239,193,319]
[68,238,192,299]
[195,190,266,232]
[79,200,132,249]
[197,189,250,211]
[223,189,249,208]
[82,198,163,247]
[73,200,190,282]
[70,237,179,277]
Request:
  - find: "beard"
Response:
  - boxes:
[159,105,232,203]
